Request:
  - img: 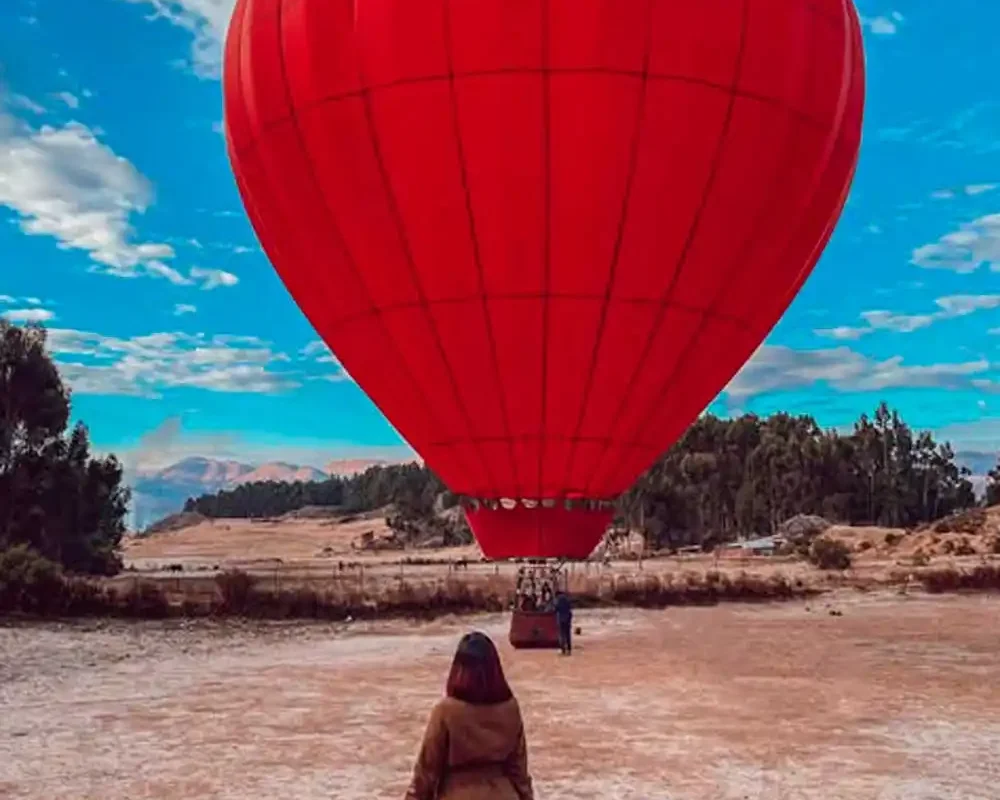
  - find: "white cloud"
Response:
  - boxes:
[2,307,55,323]
[0,93,242,288]
[0,105,172,278]
[931,184,996,200]
[727,344,994,400]
[817,294,1000,339]
[912,214,1000,273]
[299,339,352,381]
[46,328,298,397]
[8,94,45,115]
[862,12,903,35]
[112,415,415,474]
[0,295,14,303]
[123,0,235,79]
[936,417,1000,452]
[54,91,80,109]
[815,325,873,341]
[189,266,238,289]
[174,303,197,315]
[966,184,998,196]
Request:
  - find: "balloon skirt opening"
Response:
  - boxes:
[464,504,612,560]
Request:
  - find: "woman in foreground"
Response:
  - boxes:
[404,631,534,800]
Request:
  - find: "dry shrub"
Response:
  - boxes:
[0,545,64,613]
[912,548,931,567]
[595,570,805,608]
[920,564,1000,594]
[121,581,170,618]
[215,569,257,613]
[953,537,977,557]
[809,538,852,571]
[991,538,1000,555]
[933,508,987,535]
[884,532,903,547]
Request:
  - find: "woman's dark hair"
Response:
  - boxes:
[446,631,513,705]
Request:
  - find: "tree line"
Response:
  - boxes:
[620,404,977,550]
[0,322,130,575]
[183,460,453,520]
[185,401,986,550]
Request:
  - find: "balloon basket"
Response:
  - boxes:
[509,610,560,649]
[509,562,567,650]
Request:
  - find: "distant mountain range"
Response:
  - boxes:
[129,456,389,530]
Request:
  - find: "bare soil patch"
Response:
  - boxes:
[2,593,999,799]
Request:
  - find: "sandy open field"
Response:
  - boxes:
[3,591,999,799]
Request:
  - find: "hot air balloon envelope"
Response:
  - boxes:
[223,0,865,559]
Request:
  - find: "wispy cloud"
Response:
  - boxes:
[930,184,997,200]
[299,339,352,382]
[47,328,298,397]
[817,294,1000,339]
[877,103,1000,155]
[189,266,238,289]
[112,414,415,474]
[727,344,997,400]
[53,91,80,109]
[173,303,197,316]
[912,214,1000,273]
[2,307,55,323]
[122,0,235,79]
[0,93,240,289]
[8,94,45,115]
[861,11,904,36]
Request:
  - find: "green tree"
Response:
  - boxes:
[0,322,129,574]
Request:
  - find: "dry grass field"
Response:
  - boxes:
[112,510,1000,614]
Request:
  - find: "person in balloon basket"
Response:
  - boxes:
[554,591,573,656]
[404,631,534,800]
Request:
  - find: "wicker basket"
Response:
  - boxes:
[509,610,560,649]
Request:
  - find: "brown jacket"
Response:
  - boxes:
[404,696,534,800]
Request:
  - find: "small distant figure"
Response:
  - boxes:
[554,591,573,656]
[405,631,534,800]
[539,580,553,610]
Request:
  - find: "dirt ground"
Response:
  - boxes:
[3,591,999,799]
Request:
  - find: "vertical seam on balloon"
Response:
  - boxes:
[268,0,480,494]
[537,0,552,553]
[579,0,752,497]
[352,25,500,497]
[559,0,656,497]
[441,0,522,500]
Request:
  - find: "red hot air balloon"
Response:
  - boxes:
[223,0,865,561]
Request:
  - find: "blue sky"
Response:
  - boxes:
[2,0,1000,472]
